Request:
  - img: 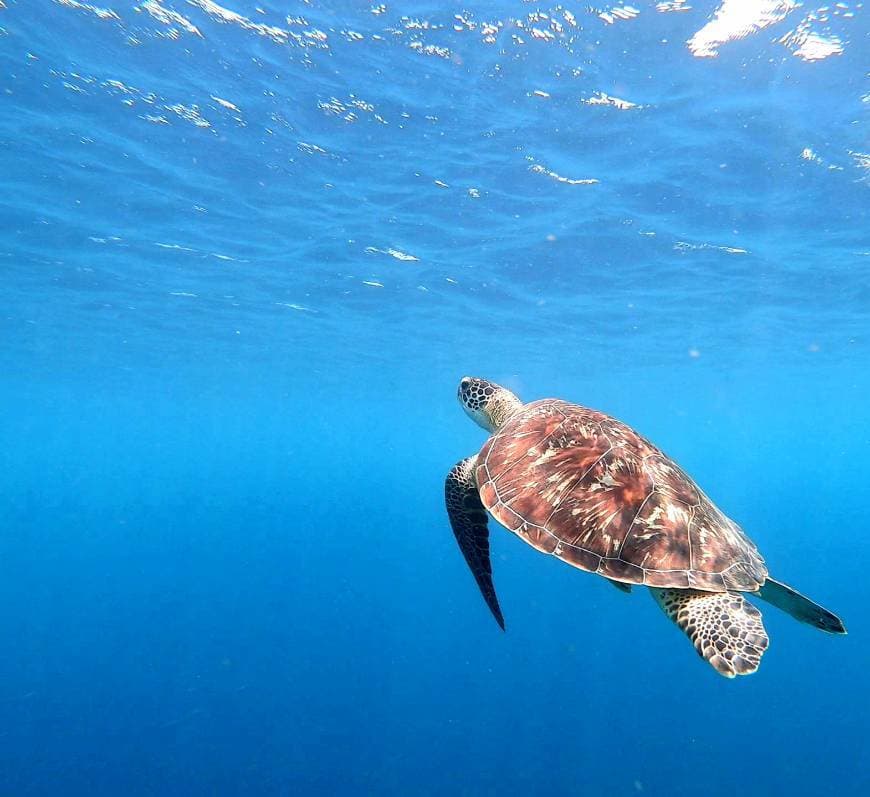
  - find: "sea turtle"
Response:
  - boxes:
[445,376,846,678]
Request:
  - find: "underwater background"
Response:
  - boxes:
[1,0,868,794]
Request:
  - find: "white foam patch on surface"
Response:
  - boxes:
[598,5,640,25]
[365,247,419,262]
[211,96,240,112]
[141,1,202,37]
[789,30,844,61]
[529,162,599,186]
[164,102,212,129]
[318,96,387,125]
[778,9,848,61]
[156,242,198,252]
[656,1,692,12]
[187,0,290,44]
[688,0,796,57]
[799,147,844,171]
[849,151,870,177]
[674,241,749,255]
[55,0,119,20]
[583,92,639,110]
[102,78,158,106]
[408,41,452,58]
[297,141,329,156]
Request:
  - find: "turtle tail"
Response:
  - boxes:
[757,577,846,634]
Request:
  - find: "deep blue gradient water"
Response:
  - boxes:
[1,1,868,794]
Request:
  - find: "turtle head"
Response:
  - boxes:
[458,376,523,433]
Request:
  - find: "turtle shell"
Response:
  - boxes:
[476,400,767,592]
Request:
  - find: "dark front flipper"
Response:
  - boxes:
[757,577,846,634]
[445,456,505,630]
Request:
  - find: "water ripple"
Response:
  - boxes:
[1,0,867,382]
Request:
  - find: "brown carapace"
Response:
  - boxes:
[446,377,846,679]
[477,399,766,592]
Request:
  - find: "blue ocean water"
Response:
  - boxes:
[1,0,868,793]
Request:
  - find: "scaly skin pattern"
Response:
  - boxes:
[475,399,768,592]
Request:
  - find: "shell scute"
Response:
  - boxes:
[546,451,650,555]
[598,557,645,583]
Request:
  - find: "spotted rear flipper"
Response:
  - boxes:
[651,588,770,678]
[445,456,505,630]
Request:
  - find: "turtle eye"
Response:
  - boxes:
[460,377,471,391]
